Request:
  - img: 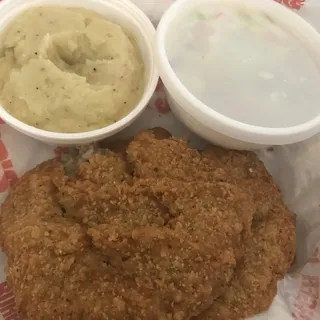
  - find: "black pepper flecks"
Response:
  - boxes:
[93,68,97,72]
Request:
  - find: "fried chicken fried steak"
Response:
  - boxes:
[0,128,295,320]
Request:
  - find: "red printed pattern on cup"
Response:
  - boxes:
[273,0,305,9]
[0,134,18,193]
[0,281,24,320]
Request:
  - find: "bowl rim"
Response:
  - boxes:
[156,0,320,144]
[0,0,159,142]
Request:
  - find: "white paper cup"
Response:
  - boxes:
[0,0,159,145]
[156,0,320,150]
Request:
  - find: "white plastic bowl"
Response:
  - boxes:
[0,0,158,145]
[156,0,320,150]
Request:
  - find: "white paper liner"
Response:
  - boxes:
[0,1,319,319]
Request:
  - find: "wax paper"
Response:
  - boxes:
[0,0,319,319]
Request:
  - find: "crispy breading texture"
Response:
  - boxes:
[127,129,295,318]
[0,128,296,320]
[194,205,295,320]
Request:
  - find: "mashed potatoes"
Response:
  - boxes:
[0,7,144,133]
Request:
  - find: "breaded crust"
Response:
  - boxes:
[0,128,295,320]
